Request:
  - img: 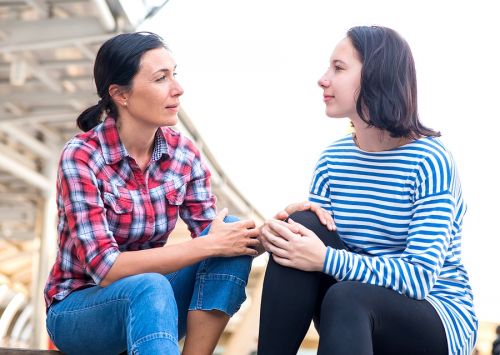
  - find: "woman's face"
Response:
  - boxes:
[318,37,362,119]
[124,47,184,128]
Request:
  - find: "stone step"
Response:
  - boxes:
[0,349,61,354]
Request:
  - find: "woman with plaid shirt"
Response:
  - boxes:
[44,32,260,355]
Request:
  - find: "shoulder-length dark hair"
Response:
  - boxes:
[347,26,439,138]
[77,32,168,132]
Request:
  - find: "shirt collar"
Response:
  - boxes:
[97,117,172,165]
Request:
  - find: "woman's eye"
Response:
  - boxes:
[156,75,166,82]
[334,65,343,71]
[173,72,178,78]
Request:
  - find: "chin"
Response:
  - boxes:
[326,110,343,118]
[163,116,178,127]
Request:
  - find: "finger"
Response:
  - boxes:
[268,220,299,241]
[214,208,228,222]
[267,234,289,250]
[285,201,310,214]
[243,248,259,256]
[309,204,327,225]
[272,254,293,267]
[237,218,256,229]
[288,218,315,237]
[268,244,288,258]
[246,228,261,238]
[273,210,289,220]
[246,238,260,247]
[261,223,282,239]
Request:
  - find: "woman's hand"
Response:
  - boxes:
[274,201,336,231]
[261,219,327,272]
[207,208,260,257]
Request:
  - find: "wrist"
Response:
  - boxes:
[194,235,221,258]
[317,245,328,272]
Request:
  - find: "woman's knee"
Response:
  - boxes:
[126,273,176,312]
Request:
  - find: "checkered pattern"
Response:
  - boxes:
[44,117,216,308]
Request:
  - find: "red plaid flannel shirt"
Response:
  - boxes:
[44,117,216,308]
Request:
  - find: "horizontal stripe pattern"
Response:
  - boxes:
[311,135,477,354]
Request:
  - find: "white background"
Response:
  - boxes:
[143,0,500,322]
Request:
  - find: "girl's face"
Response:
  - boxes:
[318,37,362,119]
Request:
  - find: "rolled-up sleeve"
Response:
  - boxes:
[59,145,120,284]
[179,148,217,237]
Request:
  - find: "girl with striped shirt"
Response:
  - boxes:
[257,26,477,354]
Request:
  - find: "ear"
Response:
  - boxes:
[109,84,128,106]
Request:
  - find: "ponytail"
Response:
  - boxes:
[76,103,103,132]
[76,96,117,132]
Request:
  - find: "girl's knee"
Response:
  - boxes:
[322,282,367,312]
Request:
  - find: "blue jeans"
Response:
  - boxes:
[46,216,252,355]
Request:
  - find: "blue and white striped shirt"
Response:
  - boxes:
[309,135,477,354]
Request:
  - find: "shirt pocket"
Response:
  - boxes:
[101,182,135,243]
[165,179,187,206]
[103,187,134,214]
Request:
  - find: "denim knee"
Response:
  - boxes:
[224,214,240,223]
[127,273,177,313]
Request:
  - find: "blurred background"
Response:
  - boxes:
[0,0,498,353]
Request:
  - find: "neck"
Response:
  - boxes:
[116,116,156,160]
[351,117,410,152]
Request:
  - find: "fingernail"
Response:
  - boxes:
[288,218,295,223]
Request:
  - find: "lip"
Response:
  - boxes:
[165,104,179,112]
[323,95,335,102]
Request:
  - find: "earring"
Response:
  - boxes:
[123,101,127,106]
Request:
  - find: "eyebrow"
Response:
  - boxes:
[153,64,177,75]
[332,59,347,66]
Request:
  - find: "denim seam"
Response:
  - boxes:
[198,273,247,287]
[50,298,130,315]
[131,331,177,354]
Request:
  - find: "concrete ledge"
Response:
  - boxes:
[0,349,61,354]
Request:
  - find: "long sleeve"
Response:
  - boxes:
[58,144,120,284]
[323,190,455,300]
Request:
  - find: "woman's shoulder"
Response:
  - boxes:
[408,136,455,167]
[321,134,354,153]
[159,126,201,158]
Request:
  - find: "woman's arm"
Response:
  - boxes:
[60,145,259,288]
[101,208,259,286]
[265,190,456,300]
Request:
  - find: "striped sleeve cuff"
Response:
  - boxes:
[323,246,351,279]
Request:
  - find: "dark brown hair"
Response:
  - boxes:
[77,32,167,132]
[347,26,439,138]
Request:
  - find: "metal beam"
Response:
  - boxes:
[0,90,95,106]
[0,152,50,191]
[0,17,114,53]
[0,122,53,159]
[0,110,75,124]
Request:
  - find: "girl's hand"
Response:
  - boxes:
[274,201,335,231]
[261,219,327,272]
[207,208,260,257]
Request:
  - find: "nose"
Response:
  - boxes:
[318,74,330,89]
[171,78,184,97]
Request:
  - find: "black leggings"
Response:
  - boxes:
[258,211,448,355]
